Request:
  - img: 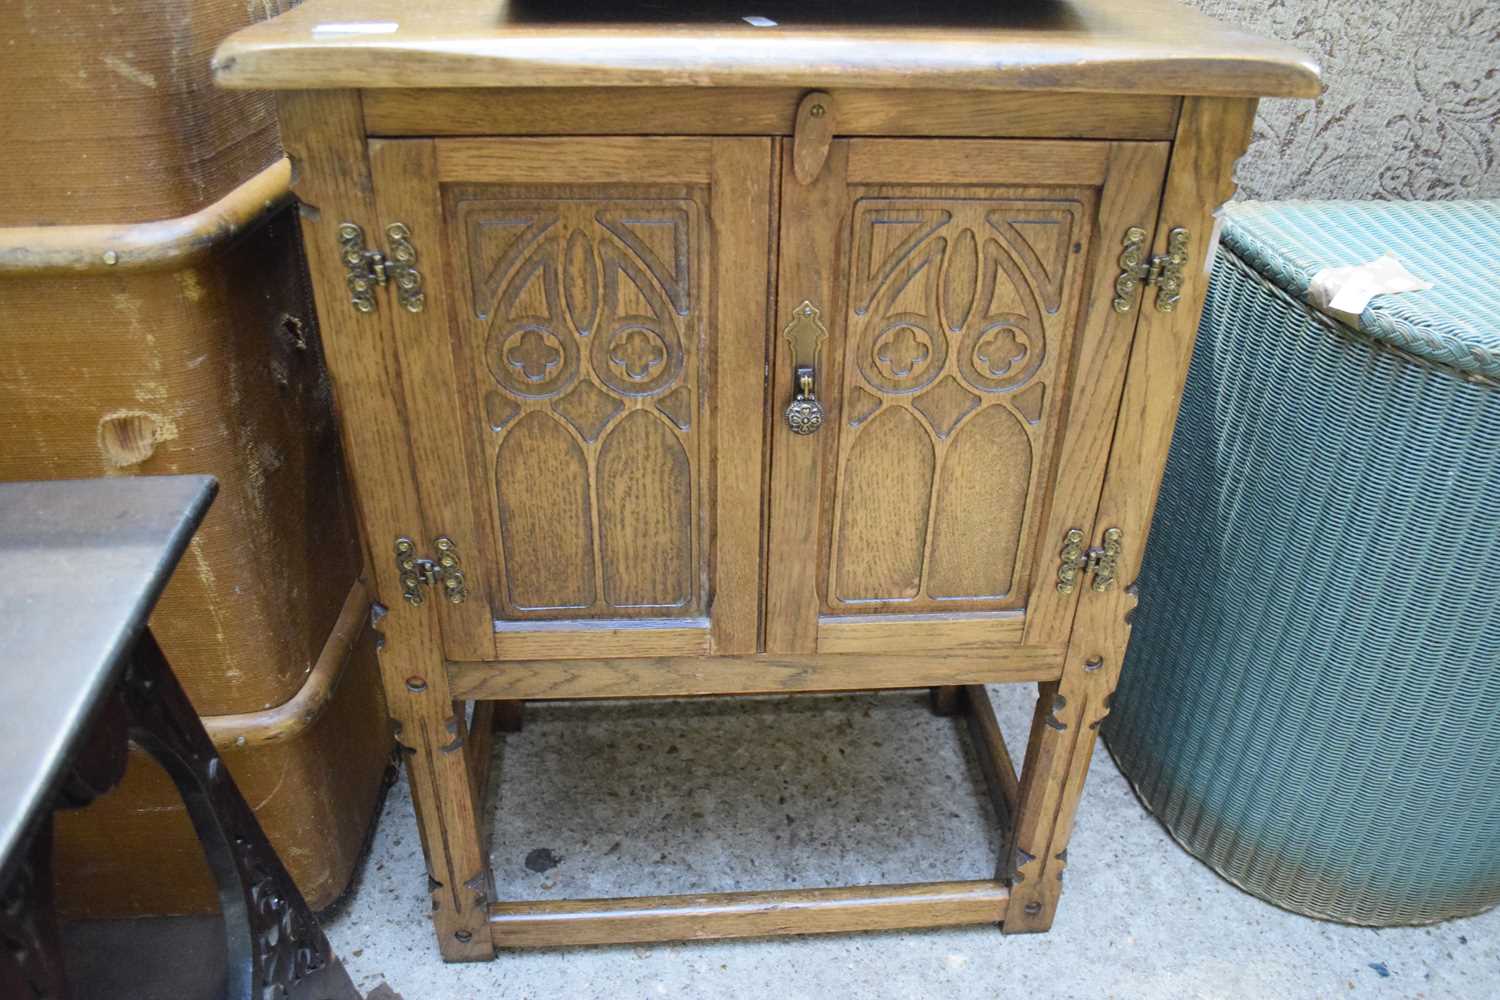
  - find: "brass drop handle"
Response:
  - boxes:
[783,300,828,436]
[786,364,824,435]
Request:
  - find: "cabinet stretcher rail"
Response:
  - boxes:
[446,650,1066,701]
[489,880,1010,949]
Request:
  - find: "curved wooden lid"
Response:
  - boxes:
[213,0,1321,97]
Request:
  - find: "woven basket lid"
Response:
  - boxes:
[1220,200,1500,380]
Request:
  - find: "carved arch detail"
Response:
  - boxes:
[829,194,1087,611]
[454,191,704,620]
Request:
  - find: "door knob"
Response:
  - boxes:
[783,301,828,436]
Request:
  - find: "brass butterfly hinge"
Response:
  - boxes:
[1056,527,1123,594]
[1112,226,1189,313]
[338,222,426,314]
[395,535,467,606]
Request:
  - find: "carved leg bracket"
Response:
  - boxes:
[1003,664,1121,934]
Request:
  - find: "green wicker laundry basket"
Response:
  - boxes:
[1103,200,1500,926]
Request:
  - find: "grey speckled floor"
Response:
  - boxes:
[327,685,1500,1000]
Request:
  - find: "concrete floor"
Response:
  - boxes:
[327,685,1500,999]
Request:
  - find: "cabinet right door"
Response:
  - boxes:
[765,138,1169,658]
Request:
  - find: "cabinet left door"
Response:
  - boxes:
[369,137,775,663]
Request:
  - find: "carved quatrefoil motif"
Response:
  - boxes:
[875,325,931,380]
[974,327,1028,379]
[506,329,564,383]
[609,327,668,381]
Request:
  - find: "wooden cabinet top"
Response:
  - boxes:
[213,0,1319,98]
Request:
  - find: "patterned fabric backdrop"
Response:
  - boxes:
[1187,0,1499,200]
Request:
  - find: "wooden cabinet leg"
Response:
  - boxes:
[377,620,494,961]
[494,701,525,733]
[1003,96,1258,935]
[274,90,496,962]
[928,685,963,716]
[1003,663,1117,934]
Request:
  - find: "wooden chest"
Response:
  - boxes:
[0,0,389,914]
[216,0,1319,959]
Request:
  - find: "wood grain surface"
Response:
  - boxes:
[447,648,1064,700]
[213,0,1319,97]
[363,88,1182,141]
[489,881,1010,948]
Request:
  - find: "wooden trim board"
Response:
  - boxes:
[493,619,711,660]
[489,881,1009,948]
[482,669,1019,949]
[816,613,1025,655]
[434,137,715,183]
[447,649,1063,700]
[845,138,1112,185]
[364,89,1181,140]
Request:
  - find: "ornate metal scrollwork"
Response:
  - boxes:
[1091,527,1123,591]
[1112,227,1149,313]
[1056,526,1124,594]
[1056,528,1086,593]
[395,536,424,605]
[338,222,379,314]
[1113,226,1190,314]
[336,221,425,314]
[1153,228,1190,313]
[395,535,468,606]
[384,222,426,313]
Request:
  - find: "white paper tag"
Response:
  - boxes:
[1306,253,1433,321]
[312,21,399,36]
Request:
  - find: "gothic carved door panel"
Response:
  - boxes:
[765,139,1170,656]
[371,138,774,662]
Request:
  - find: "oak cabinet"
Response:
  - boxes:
[217,0,1318,965]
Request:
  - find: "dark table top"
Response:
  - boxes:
[0,475,216,870]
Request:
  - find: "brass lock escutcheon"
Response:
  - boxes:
[783,300,828,435]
